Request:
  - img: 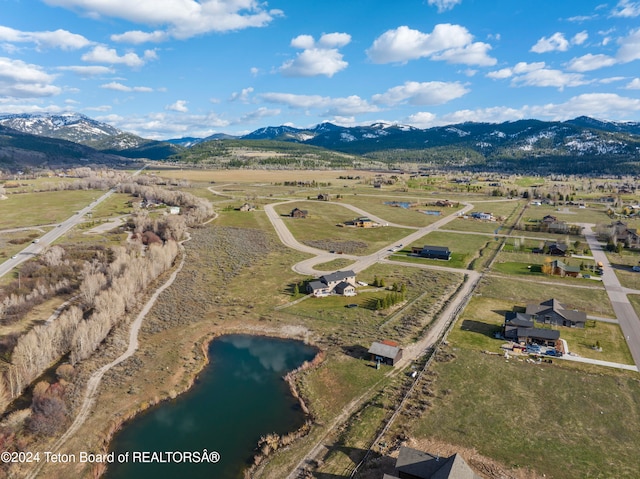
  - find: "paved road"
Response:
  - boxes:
[0,166,146,279]
[582,224,640,368]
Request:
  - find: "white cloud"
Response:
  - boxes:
[512,68,587,90]
[250,67,259,76]
[318,32,351,48]
[111,30,168,44]
[366,24,496,66]
[100,81,153,92]
[81,45,157,67]
[626,78,640,89]
[260,92,378,116]
[566,53,617,71]
[236,107,280,123]
[617,28,640,62]
[486,61,546,79]
[428,0,462,13]
[0,57,61,98]
[229,87,254,102]
[0,26,91,50]
[611,0,640,17]
[372,81,469,106]
[572,31,589,45]
[531,32,570,53]
[43,0,279,41]
[405,111,437,128]
[531,93,640,119]
[487,62,586,90]
[166,100,188,112]
[57,65,115,76]
[280,32,351,77]
[406,93,640,127]
[84,105,112,112]
[290,34,315,49]
[97,111,229,139]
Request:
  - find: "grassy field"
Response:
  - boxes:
[524,204,609,225]
[407,348,640,479]
[606,249,640,290]
[402,230,496,269]
[339,195,462,228]
[313,258,357,271]
[478,276,614,317]
[273,201,414,255]
[89,192,135,219]
[0,190,99,229]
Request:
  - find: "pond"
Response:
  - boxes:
[105,334,317,479]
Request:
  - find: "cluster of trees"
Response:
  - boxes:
[119,182,214,226]
[0,240,179,410]
[0,246,75,325]
[374,283,407,310]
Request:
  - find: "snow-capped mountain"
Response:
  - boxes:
[0,112,180,159]
[0,113,122,145]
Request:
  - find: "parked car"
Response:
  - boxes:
[345,304,358,308]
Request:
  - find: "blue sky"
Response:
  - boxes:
[1,0,640,139]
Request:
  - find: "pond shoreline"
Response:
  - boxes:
[96,330,323,479]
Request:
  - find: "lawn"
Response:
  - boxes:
[477,276,614,317]
[401,230,496,269]
[451,295,632,364]
[273,201,414,255]
[339,195,463,228]
[408,348,640,479]
[0,190,99,229]
[524,204,609,225]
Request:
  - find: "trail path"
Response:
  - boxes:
[25,237,191,479]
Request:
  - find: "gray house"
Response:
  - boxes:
[503,312,560,346]
[383,446,481,479]
[525,298,587,328]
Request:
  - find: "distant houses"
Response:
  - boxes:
[368,340,403,366]
[317,193,331,201]
[411,245,451,261]
[307,270,357,297]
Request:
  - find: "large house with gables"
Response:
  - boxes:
[307,270,357,297]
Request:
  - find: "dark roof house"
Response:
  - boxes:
[291,208,308,218]
[546,242,568,256]
[412,245,451,260]
[368,340,403,366]
[503,312,560,345]
[525,298,587,328]
[384,446,481,479]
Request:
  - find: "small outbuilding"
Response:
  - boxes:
[368,340,403,366]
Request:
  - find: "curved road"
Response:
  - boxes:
[263,200,473,276]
